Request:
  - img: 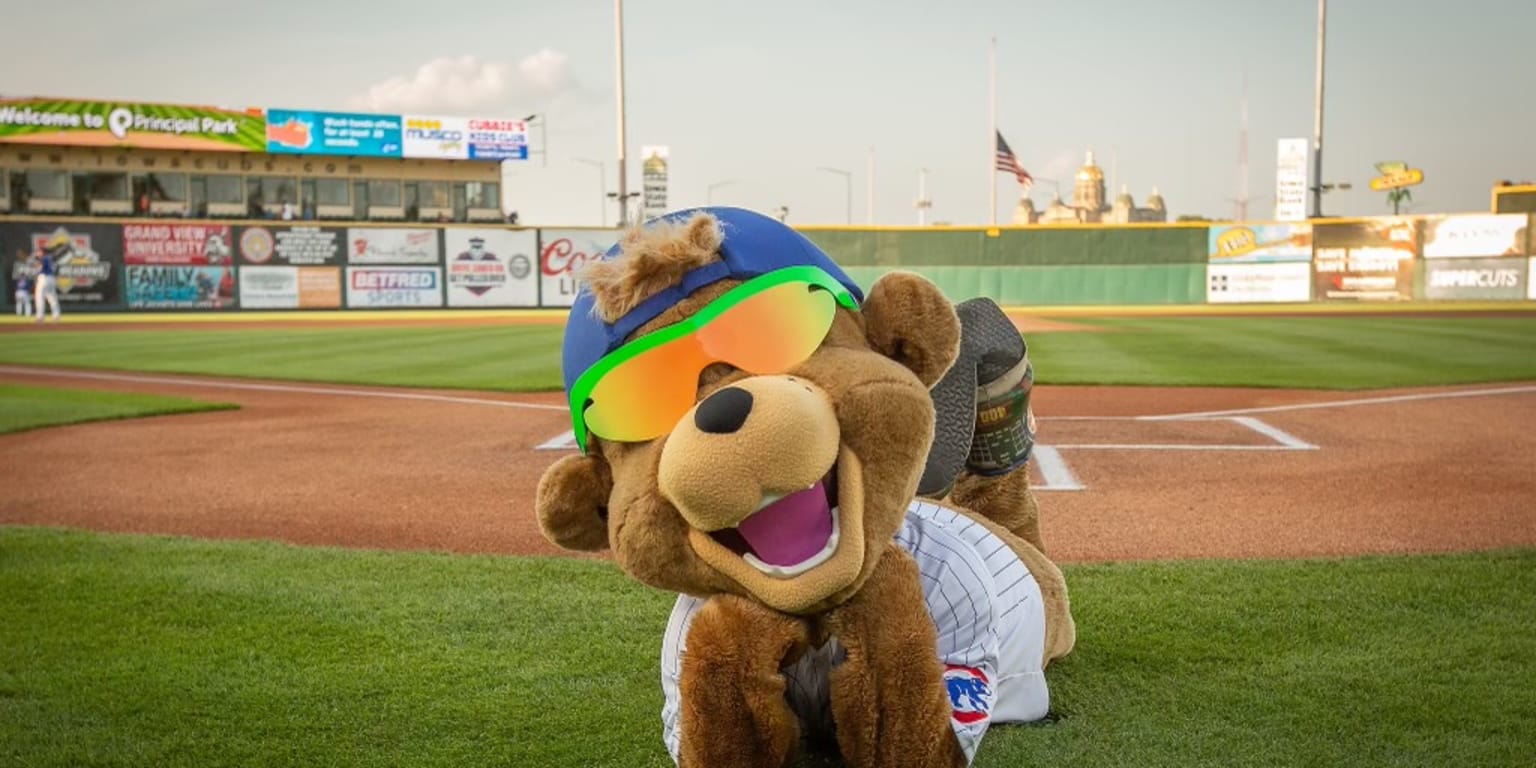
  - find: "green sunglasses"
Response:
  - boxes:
[569,265,859,454]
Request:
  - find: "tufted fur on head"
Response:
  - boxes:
[579,213,723,322]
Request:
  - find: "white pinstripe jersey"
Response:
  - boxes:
[660,499,1049,765]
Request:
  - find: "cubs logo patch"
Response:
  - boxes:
[943,664,993,725]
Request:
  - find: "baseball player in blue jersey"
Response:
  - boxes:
[33,247,61,322]
[13,270,32,317]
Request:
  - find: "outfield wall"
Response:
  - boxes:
[2,213,1532,312]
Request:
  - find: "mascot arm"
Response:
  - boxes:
[664,593,811,768]
[822,545,972,768]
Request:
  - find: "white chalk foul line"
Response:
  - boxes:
[1140,384,1536,421]
[1030,446,1083,492]
[1230,416,1318,450]
[0,366,568,412]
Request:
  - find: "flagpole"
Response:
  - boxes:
[988,37,998,226]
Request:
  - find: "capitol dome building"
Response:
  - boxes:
[1013,150,1167,225]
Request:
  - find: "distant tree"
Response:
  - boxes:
[1386,187,1412,215]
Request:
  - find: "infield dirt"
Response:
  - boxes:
[2,366,1531,563]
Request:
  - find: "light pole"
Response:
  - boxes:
[707,180,736,205]
[915,167,932,226]
[865,148,875,224]
[574,157,606,226]
[816,167,852,224]
[522,113,547,168]
[607,191,640,226]
[1309,0,1327,218]
[614,0,631,227]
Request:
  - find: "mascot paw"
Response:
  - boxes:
[680,594,810,768]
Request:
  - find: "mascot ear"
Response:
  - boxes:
[535,453,613,551]
[861,271,962,388]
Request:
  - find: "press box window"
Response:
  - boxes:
[248,176,297,205]
[141,173,188,202]
[315,178,350,206]
[26,169,70,200]
[367,180,403,207]
[204,175,244,204]
[417,181,450,208]
[467,182,500,209]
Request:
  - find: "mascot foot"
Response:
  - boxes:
[965,351,1036,478]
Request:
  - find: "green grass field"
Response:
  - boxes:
[2,528,1532,768]
[0,326,564,392]
[3,310,1535,767]
[0,384,234,435]
[0,315,1533,391]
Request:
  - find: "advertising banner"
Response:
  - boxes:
[236,225,344,266]
[641,146,670,220]
[538,229,618,307]
[1207,223,1312,263]
[1274,138,1309,222]
[466,117,528,160]
[1419,214,1528,259]
[238,265,342,309]
[126,265,237,309]
[122,223,234,265]
[346,227,441,264]
[401,115,528,160]
[1312,218,1417,301]
[0,97,265,152]
[444,229,538,307]
[266,109,402,157]
[1207,262,1312,303]
[402,115,469,159]
[1422,258,1528,300]
[1,222,124,309]
[345,267,442,308]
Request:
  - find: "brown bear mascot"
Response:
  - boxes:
[536,206,1074,767]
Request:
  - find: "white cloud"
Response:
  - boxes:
[348,50,578,115]
[1037,149,1081,183]
[517,49,574,94]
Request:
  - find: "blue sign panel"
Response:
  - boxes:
[265,109,402,157]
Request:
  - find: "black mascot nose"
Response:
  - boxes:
[695,387,754,434]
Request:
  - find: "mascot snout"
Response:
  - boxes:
[659,375,840,531]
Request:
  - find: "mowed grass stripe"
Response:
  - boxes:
[0,384,235,434]
[1029,316,1536,389]
[0,326,567,392]
[2,528,1533,768]
[0,316,1533,391]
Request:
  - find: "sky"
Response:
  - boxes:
[3,0,1533,227]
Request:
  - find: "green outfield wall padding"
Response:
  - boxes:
[802,227,1208,268]
[840,264,1208,305]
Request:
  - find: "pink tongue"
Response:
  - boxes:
[735,481,833,567]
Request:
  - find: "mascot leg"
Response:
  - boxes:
[927,298,1076,666]
[823,546,968,768]
[950,457,1043,553]
[677,594,809,768]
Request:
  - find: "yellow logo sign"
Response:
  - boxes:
[1369,162,1424,191]
[1214,227,1258,257]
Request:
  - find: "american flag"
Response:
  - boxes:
[995,131,1033,190]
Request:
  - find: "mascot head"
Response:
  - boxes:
[536,207,960,614]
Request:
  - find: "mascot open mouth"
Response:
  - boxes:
[710,468,841,577]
